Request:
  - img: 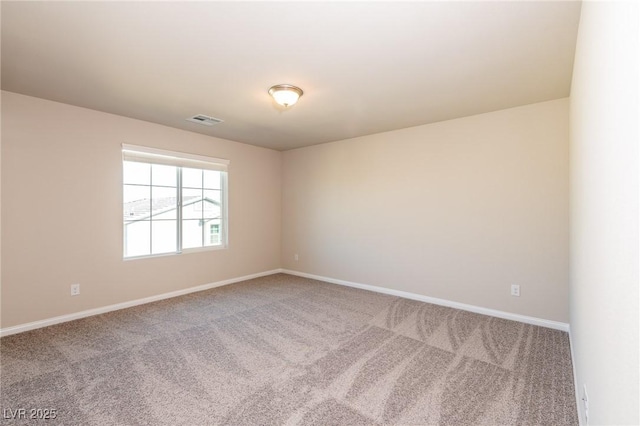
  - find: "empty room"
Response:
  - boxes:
[1,1,638,425]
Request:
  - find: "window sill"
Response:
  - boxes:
[123,244,228,261]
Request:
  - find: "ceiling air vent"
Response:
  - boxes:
[186,114,223,126]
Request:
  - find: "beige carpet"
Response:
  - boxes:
[0,273,577,425]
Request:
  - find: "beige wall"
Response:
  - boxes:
[1,93,571,329]
[1,91,282,328]
[283,99,570,322]
[569,2,639,424]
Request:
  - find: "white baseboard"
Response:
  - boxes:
[0,269,282,337]
[1,268,569,337]
[568,326,583,425]
[282,269,570,331]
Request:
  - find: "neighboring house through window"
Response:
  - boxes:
[209,224,221,245]
[122,144,229,258]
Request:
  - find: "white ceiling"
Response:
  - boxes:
[1,1,581,151]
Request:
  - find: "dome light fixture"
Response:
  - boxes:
[268,84,303,107]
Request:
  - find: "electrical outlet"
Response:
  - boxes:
[294,253,299,261]
[71,283,80,296]
[511,284,520,297]
[582,385,589,424]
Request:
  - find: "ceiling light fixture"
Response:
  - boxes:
[268,84,303,107]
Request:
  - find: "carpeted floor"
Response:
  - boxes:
[1,273,577,425]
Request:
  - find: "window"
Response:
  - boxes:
[122,144,229,258]
[209,224,220,245]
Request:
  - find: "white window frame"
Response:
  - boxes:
[122,144,229,259]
